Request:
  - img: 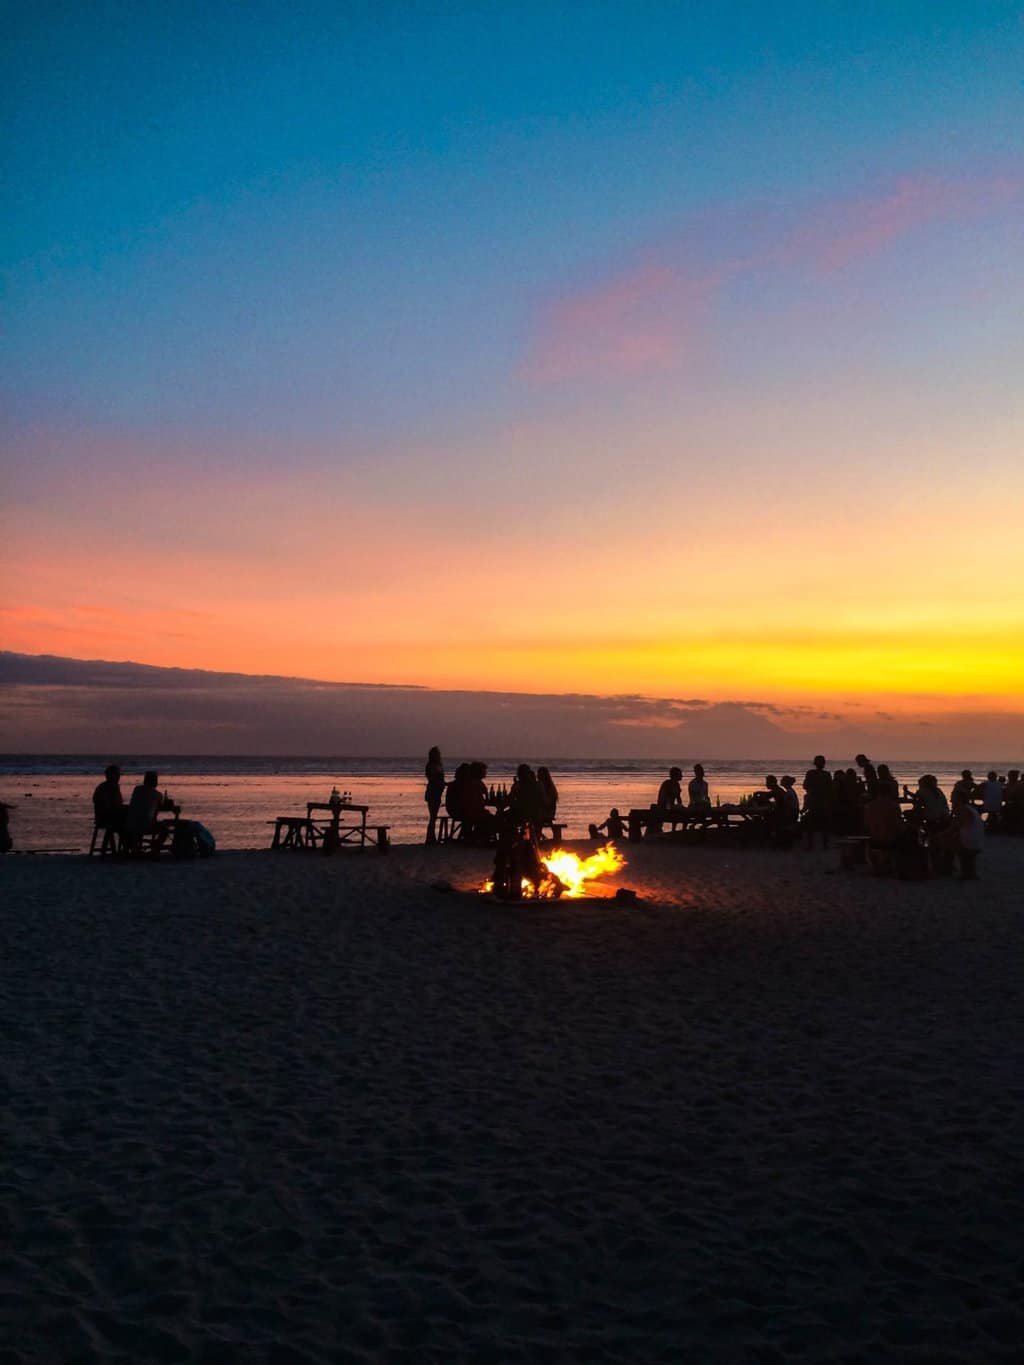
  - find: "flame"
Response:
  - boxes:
[482,842,626,900]
[539,843,625,897]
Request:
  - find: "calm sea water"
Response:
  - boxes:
[1,755,1016,853]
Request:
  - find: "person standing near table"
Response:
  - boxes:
[424,746,446,845]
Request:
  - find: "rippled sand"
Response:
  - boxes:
[3,840,1023,1361]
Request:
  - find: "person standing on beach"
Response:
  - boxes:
[424,747,446,845]
[802,755,832,850]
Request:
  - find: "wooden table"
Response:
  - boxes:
[306,801,370,850]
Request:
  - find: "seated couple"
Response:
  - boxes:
[93,766,177,854]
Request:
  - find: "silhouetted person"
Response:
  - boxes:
[649,766,683,838]
[590,808,626,841]
[939,790,984,879]
[909,774,949,832]
[952,769,975,803]
[657,767,683,810]
[830,768,858,836]
[124,770,170,854]
[537,767,559,830]
[978,771,1002,828]
[687,763,711,810]
[864,786,912,851]
[802,754,832,849]
[855,754,878,800]
[462,761,496,843]
[877,763,899,798]
[510,764,544,831]
[93,763,126,833]
[446,763,469,822]
[424,746,446,845]
[1003,771,1024,834]
[779,775,801,829]
[0,801,12,854]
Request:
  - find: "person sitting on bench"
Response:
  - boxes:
[461,761,497,843]
[939,790,984,880]
[124,770,171,855]
[93,764,126,840]
[589,808,626,841]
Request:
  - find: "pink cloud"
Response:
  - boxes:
[521,263,713,383]
[787,173,1023,274]
[522,168,1022,385]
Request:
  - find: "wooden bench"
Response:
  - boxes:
[269,817,311,849]
[364,825,390,854]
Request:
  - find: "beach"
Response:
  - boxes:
[4,840,1023,1362]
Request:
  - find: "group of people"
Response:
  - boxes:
[424,748,559,846]
[92,765,213,857]
[93,765,178,853]
[626,755,1023,877]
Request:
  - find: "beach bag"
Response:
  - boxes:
[171,820,216,859]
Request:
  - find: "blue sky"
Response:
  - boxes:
[5,2,1021,443]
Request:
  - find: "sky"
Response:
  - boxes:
[3,3,1023,753]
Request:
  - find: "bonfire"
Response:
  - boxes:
[483,837,625,901]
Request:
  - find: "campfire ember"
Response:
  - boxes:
[483,839,625,900]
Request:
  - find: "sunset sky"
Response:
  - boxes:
[3,3,1022,747]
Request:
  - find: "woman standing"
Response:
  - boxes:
[424,747,446,844]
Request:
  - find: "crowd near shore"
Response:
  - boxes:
[3,750,1023,872]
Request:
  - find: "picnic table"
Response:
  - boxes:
[269,800,389,854]
[627,803,771,842]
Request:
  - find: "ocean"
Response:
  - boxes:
[1,755,1016,853]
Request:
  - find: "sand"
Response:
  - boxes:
[3,838,1023,1362]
